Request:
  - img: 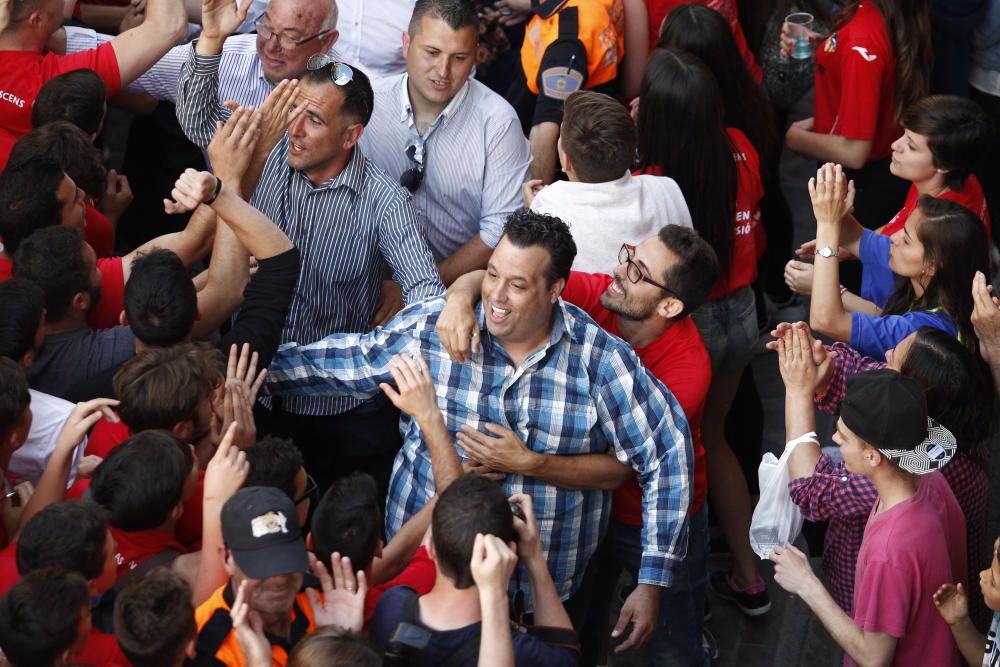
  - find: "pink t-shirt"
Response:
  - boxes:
[849,471,966,667]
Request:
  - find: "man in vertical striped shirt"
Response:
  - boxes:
[359,0,531,286]
[248,59,444,502]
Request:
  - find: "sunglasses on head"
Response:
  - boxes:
[400,136,427,193]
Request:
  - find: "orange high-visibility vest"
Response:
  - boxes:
[521,0,624,94]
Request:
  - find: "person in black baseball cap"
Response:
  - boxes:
[837,369,957,476]
[770,368,968,666]
[189,486,322,666]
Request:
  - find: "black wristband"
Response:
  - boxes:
[204,176,223,205]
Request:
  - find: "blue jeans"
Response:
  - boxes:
[581,506,709,666]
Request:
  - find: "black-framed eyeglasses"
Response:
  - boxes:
[256,14,331,51]
[293,473,318,506]
[618,243,678,297]
[400,136,426,193]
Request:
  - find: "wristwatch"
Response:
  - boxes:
[816,246,838,258]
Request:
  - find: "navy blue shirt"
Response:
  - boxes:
[369,586,578,667]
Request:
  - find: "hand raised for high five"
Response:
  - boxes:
[808,163,855,227]
[200,0,251,42]
[207,105,262,184]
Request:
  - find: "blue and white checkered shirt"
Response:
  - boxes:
[266,296,693,600]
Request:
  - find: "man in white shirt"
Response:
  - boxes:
[335,0,417,81]
[360,0,531,286]
[527,90,692,273]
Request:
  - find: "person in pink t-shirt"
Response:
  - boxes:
[771,369,966,667]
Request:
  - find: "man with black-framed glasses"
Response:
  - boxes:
[435,225,722,665]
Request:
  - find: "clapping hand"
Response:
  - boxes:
[808,163,855,227]
[932,583,969,626]
[971,271,1000,363]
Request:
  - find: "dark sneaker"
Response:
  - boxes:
[702,626,720,662]
[709,571,771,617]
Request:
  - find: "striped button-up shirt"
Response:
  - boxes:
[266,296,693,601]
[253,137,443,416]
[358,74,530,261]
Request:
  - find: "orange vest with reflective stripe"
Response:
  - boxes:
[521,0,625,94]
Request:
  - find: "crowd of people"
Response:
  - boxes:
[0,0,998,664]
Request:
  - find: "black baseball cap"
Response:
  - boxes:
[221,487,310,580]
[841,370,956,475]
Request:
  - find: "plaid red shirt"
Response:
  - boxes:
[790,343,991,623]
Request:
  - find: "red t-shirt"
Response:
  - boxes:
[363,546,436,631]
[643,0,763,83]
[88,255,126,330]
[0,257,9,281]
[881,176,992,241]
[0,542,18,598]
[560,272,710,524]
[110,526,186,581]
[78,627,130,666]
[87,416,131,458]
[85,203,115,259]
[709,128,765,299]
[0,127,16,169]
[86,420,205,550]
[813,2,898,161]
[0,43,121,138]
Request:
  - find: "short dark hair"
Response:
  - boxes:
[431,474,514,589]
[113,568,196,667]
[113,344,224,434]
[302,63,374,126]
[245,436,304,501]
[10,0,54,23]
[500,209,577,287]
[90,430,194,532]
[408,0,479,35]
[17,501,110,580]
[0,159,66,254]
[124,250,197,347]
[8,121,106,197]
[0,358,29,443]
[656,225,720,316]
[0,278,45,363]
[560,91,636,183]
[32,69,107,137]
[901,95,993,191]
[309,472,381,569]
[288,626,381,667]
[0,567,90,667]
[12,225,90,323]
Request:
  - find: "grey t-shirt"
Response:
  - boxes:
[27,326,135,400]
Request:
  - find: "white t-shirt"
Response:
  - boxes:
[9,390,85,486]
[530,172,692,274]
[985,612,1000,667]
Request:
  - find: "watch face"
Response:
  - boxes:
[818,247,836,258]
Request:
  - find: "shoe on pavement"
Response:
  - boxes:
[709,571,771,617]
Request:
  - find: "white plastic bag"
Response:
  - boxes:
[749,433,815,559]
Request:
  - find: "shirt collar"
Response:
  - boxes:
[396,73,471,129]
[472,299,572,365]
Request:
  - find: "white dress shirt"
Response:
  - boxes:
[334,0,416,80]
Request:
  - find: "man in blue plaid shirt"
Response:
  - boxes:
[266,209,693,608]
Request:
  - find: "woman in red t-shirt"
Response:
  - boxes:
[785,0,931,230]
[636,48,770,615]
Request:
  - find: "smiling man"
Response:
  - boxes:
[359,0,530,286]
[265,209,694,614]
[248,58,442,503]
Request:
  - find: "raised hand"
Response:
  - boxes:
[101,169,133,224]
[971,271,1000,362]
[203,422,250,501]
[252,79,306,155]
[808,163,856,227]
[230,580,272,667]
[470,533,518,593]
[56,398,120,453]
[508,494,542,564]
[200,0,250,42]
[164,168,221,214]
[777,325,819,398]
[306,552,367,634]
[207,105,261,184]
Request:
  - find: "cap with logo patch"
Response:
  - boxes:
[221,486,311,579]
[841,370,956,475]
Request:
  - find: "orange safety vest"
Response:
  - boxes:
[521,0,625,95]
[192,582,318,666]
